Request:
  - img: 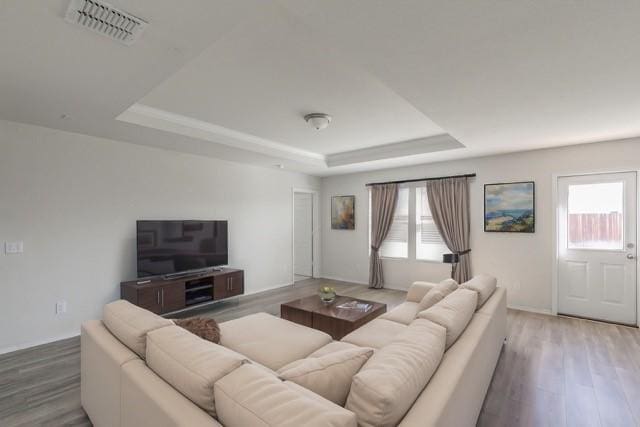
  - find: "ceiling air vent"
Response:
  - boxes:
[64,0,147,46]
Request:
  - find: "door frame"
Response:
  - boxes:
[551,169,640,326]
[292,188,320,284]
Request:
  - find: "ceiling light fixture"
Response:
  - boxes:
[304,113,332,131]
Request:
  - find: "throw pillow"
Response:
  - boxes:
[173,317,220,344]
[460,273,497,309]
[277,347,374,406]
[417,278,459,312]
[417,288,478,349]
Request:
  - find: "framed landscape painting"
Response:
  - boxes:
[331,195,355,230]
[484,182,535,233]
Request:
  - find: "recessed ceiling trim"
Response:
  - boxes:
[117,103,326,166]
[326,134,464,167]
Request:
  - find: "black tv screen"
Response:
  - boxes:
[137,220,228,277]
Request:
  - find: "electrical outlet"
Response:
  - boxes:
[55,301,67,315]
[5,241,23,254]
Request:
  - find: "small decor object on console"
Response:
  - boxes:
[319,286,337,304]
[331,195,355,230]
[484,181,535,233]
[173,317,220,344]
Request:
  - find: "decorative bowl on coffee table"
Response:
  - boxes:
[319,286,336,304]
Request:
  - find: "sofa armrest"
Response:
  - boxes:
[406,281,438,302]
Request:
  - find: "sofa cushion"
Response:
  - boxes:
[103,300,173,358]
[277,347,373,406]
[417,289,446,312]
[380,301,420,325]
[219,313,332,371]
[460,274,497,309]
[214,364,357,427]
[416,278,458,311]
[417,289,478,349]
[308,341,361,358]
[341,318,407,349]
[146,325,247,417]
[405,281,437,303]
[345,319,446,427]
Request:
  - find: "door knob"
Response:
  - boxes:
[627,254,636,260]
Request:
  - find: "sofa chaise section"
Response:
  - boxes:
[219,312,333,370]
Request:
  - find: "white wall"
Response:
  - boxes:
[0,119,319,353]
[320,138,640,313]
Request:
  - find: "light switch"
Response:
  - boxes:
[5,241,24,254]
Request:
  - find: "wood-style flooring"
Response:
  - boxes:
[1,278,639,427]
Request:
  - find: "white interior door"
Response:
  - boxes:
[557,172,637,325]
[294,192,313,277]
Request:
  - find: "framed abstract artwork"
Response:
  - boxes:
[331,195,355,230]
[484,181,535,233]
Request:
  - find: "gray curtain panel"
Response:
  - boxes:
[426,177,472,282]
[369,183,398,288]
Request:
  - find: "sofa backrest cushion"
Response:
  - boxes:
[417,289,477,349]
[214,364,357,427]
[277,347,374,406]
[405,281,436,303]
[345,319,446,427]
[460,274,497,309]
[146,325,247,417]
[102,300,173,358]
[416,278,459,312]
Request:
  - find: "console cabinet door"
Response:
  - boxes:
[213,275,229,300]
[160,282,185,314]
[213,272,244,300]
[227,272,244,297]
[137,286,163,314]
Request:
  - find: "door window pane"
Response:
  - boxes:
[568,182,624,250]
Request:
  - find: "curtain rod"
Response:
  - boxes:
[365,173,476,187]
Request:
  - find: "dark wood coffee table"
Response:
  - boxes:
[281,295,387,340]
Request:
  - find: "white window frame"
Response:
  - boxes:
[368,182,448,263]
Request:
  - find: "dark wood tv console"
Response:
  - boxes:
[120,268,244,315]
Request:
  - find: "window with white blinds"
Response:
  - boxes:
[416,187,449,261]
[379,187,409,258]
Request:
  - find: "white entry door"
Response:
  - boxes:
[294,192,313,277]
[557,172,637,325]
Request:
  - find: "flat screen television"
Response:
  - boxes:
[137,220,228,278]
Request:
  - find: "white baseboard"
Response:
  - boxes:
[507,304,553,315]
[0,332,80,355]
[319,275,369,286]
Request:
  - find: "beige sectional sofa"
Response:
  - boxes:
[81,275,506,427]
